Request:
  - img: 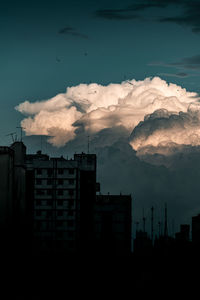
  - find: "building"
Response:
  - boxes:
[134,231,152,255]
[26,151,97,254]
[192,214,200,245]
[175,224,190,242]
[0,146,14,234]
[94,194,132,256]
[0,142,27,253]
[0,142,132,256]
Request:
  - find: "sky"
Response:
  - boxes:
[1,0,200,140]
[2,0,200,234]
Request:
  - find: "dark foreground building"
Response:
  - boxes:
[94,194,132,256]
[0,141,132,257]
[192,214,200,246]
[26,151,97,254]
[0,142,29,254]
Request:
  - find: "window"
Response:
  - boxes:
[36,210,41,216]
[36,199,41,206]
[57,199,63,206]
[68,210,74,216]
[46,211,52,217]
[68,199,74,207]
[36,179,42,185]
[36,189,45,195]
[67,220,74,227]
[68,231,74,238]
[68,189,74,196]
[47,189,53,196]
[47,179,52,185]
[68,179,74,185]
[58,168,64,175]
[56,220,63,227]
[36,169,42,175]
[68,240,74,249]
[47,169,53,177]
[35,221,41,230]
[58,179,63,185]
[57,189,63,196]
[57,231,63,238]
[47,199,52,206]
[68,168,74,175]
[57,210,63,216]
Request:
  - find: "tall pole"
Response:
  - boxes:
[135,221,139,234]
[142,208,146,233]
[158,221,161,238]
[164,203,168,238]
[151,206,154,244]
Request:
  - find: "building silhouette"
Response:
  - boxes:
[0,142,28,254]
[192,214,200,246]
[94,194,132,256]
[0,142,132,257]
[175,224,190,242]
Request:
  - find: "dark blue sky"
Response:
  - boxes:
[1,0,200,143]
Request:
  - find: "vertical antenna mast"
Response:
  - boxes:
[151,206,154,244]
[158,221,161,238]
[135,221,139,234]
[142,208,146,233]
[164,203,168,238]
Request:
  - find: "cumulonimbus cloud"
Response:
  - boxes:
[16,77,199,149]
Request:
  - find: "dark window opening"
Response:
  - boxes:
[36,199,41,206]
[36,189,45,195]
[58,168,64,175]
[57,189,64,196]
[47,169,53,177]
[58,179,63,185]
[47,179,52,185]
[57,200,63,206]
[68,169,74,175]
[69,189,74,196]
[57,210,63,216]
[36,169,42,175]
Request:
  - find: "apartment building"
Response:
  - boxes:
[26,151,97,254]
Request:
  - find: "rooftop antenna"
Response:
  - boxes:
[6,132,17,143]
[16,126,25,142]
[172,219,175,238]
[135,221,139,234]
[164,203,168,238]
[158,221,161,238]
[142,208,146,233]
[151,206,154,244]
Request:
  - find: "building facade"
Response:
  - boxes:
[26,151,97,254]
[94,194,132,255]
[0,146,14,233]
[192,214,200,245]
[0,142,27,253]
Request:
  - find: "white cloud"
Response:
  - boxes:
[16,77,199,148]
